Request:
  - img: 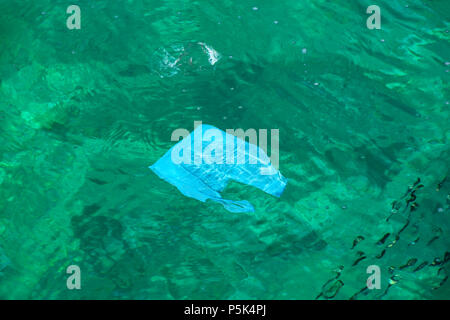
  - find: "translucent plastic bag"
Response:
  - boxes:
[150,124,287,212]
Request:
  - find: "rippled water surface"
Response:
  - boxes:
[0,1,449,299]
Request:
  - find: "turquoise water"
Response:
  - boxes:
[0,0,449,299]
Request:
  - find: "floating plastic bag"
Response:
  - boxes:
[151,42,221,78]
[149,124,287,212]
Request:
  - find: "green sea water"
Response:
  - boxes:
[0,0,449,299]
